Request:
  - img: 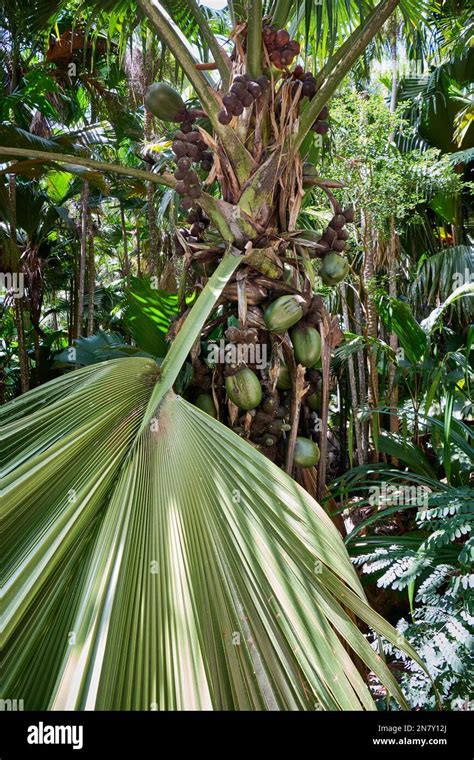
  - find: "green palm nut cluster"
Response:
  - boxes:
[291,325,322,367]
[264,295,305,333]
[225,367,262,410]
[294,437,320,468]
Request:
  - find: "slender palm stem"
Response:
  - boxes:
[136,0,255,184]
[141,252,242,426]
[135,0,219,121]
[0,146,176,187]
[314,4,380,90]
[293,0,401,152]
[247,0,263,78]
[187,0,231,89]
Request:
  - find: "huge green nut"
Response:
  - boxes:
[225,367,262,410]
[320,252,349,286]
[291,325,322,367]
[144,82,185,122]
[264,295,305,333]
[294,437,320,468]
[276,363,292,389]
[306,390,322,411]
[195,393,217,418]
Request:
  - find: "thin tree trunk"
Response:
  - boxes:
[317,311,331,501]
[9,175,29,393]
[143,40,159,275]
[388,222,400,438]
[388,21,400,439]
[354,285,368,463]
[69,276,76,343]
[120,202,130,285]
[76,181,89,338]
[363,211,379,462]
[0,360,5,404]
[51,291,58,331]
[135,216,142,277]
[14,299,29,393]
[87,208,95,336]
[341,283,363,465]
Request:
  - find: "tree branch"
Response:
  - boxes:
[187,0,232,89]
[292,0,401,154]
[135,0,219,121]
[0,146,176,188]
[0,147,254,245]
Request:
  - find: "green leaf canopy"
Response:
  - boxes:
[1,357,424,710]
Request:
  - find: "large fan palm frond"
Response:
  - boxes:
[1,351,426,710]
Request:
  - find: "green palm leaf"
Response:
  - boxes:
[1,369,427,709]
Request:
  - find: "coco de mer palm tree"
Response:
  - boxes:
[0,0,430,710]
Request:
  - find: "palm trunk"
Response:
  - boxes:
[14,299,29,393]
[341,283,363,464]
[317,312,331,501]
[87,209,95,336]
[9,175,29,393]
[135,217,141,277]
[354,286,369,463]
[388,222,400,438]
[387,21,400,439]
[143,41,159,275]
[68,277,74,343]
[120,202,130,285]
[76,180,89,338]
[362,211,380,461]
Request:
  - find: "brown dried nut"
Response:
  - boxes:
[188,185,202,199]
[329,214,346,230]
[243,328,259,343]
[223,93,239,111]
[263,26,276,45]
[275,29,290,46]
[172,140,187,157]
[225,326,242,343]
[218,109,232,125]
[230,81,248,98]
[332,239,346,253]
[322,226,337,244]
[270,50,283,67]
[240,90,254,107]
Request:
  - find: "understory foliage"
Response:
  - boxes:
[353,487,473,709]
